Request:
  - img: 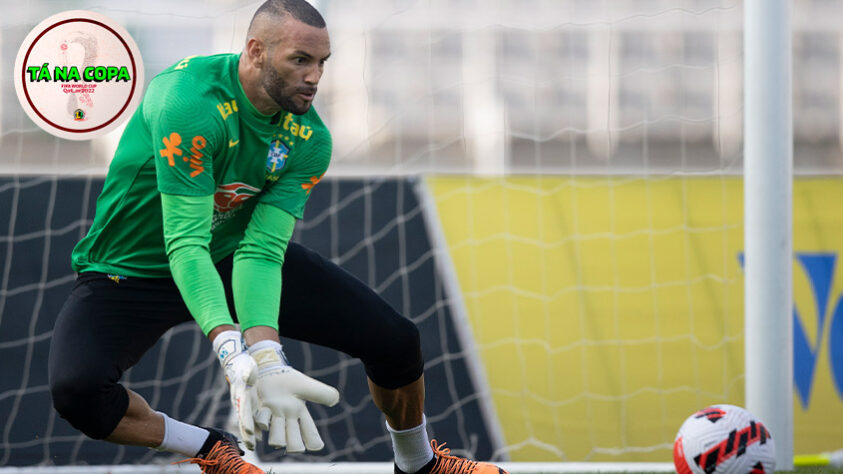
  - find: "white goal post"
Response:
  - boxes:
[743,0,794,470]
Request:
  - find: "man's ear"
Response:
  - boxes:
[245,38,266,68]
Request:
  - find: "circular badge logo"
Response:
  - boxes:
[14,10,144,140]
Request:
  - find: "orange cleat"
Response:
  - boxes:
[395,439,508,474]
[174,437,264,474]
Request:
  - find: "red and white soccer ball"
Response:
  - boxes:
[674,404,776,474]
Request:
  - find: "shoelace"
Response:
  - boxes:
[429,439,478,474]
[173,440,259,474]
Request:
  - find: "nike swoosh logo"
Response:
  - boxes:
[229,139,240,147]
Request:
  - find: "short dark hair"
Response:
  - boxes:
[250,0,326,29]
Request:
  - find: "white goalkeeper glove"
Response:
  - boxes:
[213,330,260,450]
[249,340,340,453]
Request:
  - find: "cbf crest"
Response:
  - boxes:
[267,139,288,174]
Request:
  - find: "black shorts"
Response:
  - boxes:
[48,242,423,439]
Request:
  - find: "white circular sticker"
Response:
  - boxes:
[14,10,144,140]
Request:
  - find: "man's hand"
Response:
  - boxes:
[249,341,339,453]
[213,330,260,449]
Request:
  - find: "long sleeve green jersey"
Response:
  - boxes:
[71,53,331,278]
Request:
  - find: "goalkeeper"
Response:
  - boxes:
[47,1,507,474]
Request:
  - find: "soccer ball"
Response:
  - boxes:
[673,404,776,474]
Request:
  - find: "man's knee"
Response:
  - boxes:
[50,368,128,440]
[364,316,424,389]
[392,316,421,357]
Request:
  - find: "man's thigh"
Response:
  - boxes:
[216,243,424,387]
[48,272,195,437]
[275,244,406,354]
[49,272,194,385]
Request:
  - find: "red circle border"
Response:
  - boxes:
[20,17,138,134]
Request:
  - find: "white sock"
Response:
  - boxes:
[155,412,210,457]
[388,415,434,473]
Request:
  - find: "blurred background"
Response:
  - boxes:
[2,0,843,469]
[3,0,841,176]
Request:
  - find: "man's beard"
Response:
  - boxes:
[261,65,310,115]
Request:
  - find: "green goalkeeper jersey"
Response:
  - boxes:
[71,53,331,278]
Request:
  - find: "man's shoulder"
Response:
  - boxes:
[157,53,236,78]
[292,108,332,170]
[143,54,238,115]
[149,54,237,98]
[298,107,332,145]
[301,106,328,128]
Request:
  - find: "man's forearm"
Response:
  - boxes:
[243,325,281,345]
[207,325,237,343]
[231,203,296,333]
[232,257,282,332]
[168,244,234,335]
[161,193,234,336]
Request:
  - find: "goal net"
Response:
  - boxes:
[1,0,841,471]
